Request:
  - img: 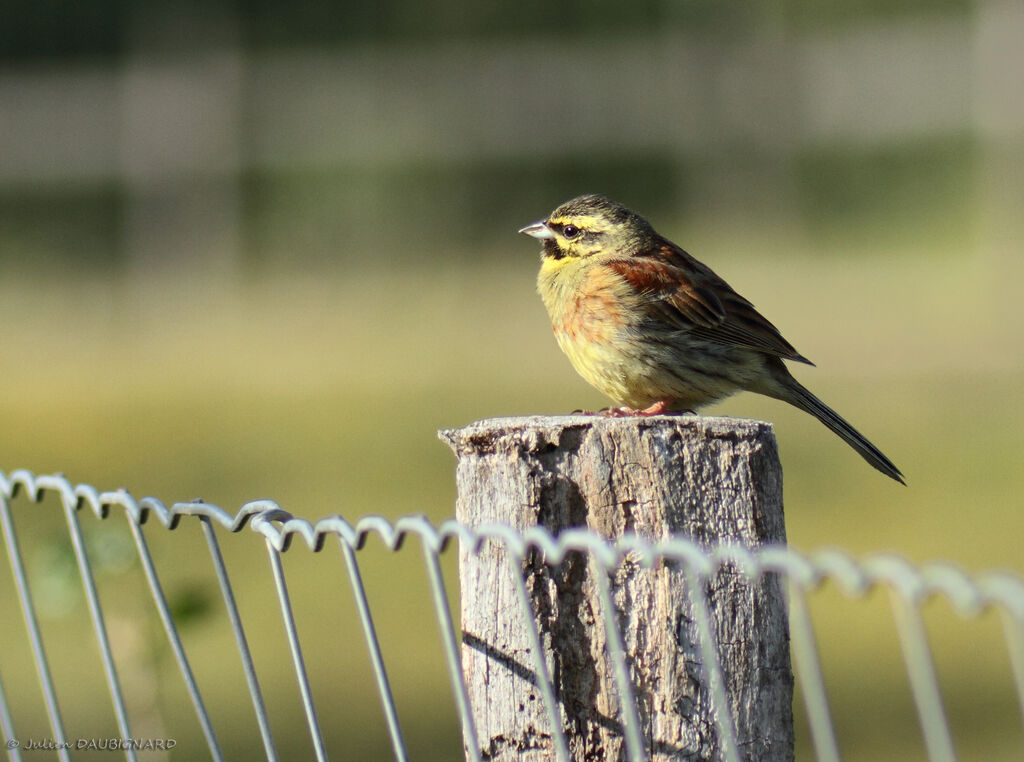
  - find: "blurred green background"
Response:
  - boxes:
[1,0,1023,759]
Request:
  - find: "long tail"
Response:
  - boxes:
[770,375,905,485]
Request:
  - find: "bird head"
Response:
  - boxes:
[518,194,656,263]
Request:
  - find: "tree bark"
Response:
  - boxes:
[440,415,793,762]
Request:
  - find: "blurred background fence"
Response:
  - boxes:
[2,469,1023,761]
[3,1,1024,275]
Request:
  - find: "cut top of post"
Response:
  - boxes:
[440,414,785,547]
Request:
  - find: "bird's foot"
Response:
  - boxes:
[638,400,674,416]
[597,400,680,417]
[598,406,634,417]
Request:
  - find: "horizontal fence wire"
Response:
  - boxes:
[0,469,1022,761]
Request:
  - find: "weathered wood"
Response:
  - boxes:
[440,415,793,762]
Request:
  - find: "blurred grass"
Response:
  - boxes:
[0,230,1021,759]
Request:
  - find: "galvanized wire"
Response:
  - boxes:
[786,583,840,762]
[0,491,70,762]
[1,469,1023,762]
[421,541,481,762]
[0,671,19,762]
[680,562,742,762]
[127,516,223,761]
[336,537,406,762]
[200,517,279,761]
[61,500,136,762]
[503,547,570,762]
[590,557,649,762]
[265,542,328,762]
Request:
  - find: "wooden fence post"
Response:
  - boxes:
[440,415,794,762]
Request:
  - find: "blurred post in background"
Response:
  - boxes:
[119,4,244,282]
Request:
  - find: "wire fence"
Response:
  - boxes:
[1,468,1022,761]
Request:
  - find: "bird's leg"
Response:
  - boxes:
[598,399,680,417]
[637,399,673,415]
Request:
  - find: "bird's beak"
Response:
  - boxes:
[518,220,555,239]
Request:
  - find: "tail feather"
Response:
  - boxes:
[773,377,905,485]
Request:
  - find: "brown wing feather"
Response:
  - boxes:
[608,241,813,365]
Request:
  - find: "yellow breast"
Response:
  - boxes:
[537,257,652,407]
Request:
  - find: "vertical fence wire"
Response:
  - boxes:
[126,518,224,762]
[0,495,69,762]
[265,542,328,762]
[0,670,21,762]
[1000,608,1024,728]
[889,591,957,762]
[590,557,647,762]
[683,565,742,762]
[199,517,278,762]
[504,548,570,762]
[786,582,842,762]
[421,542,481,762]
[60,500,133,762]
[336,538,407,762]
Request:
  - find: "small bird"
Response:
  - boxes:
[519,194,904,484]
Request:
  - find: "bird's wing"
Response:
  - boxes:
[607,242,813,364]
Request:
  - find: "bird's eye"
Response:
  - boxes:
[561,224,581,239]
